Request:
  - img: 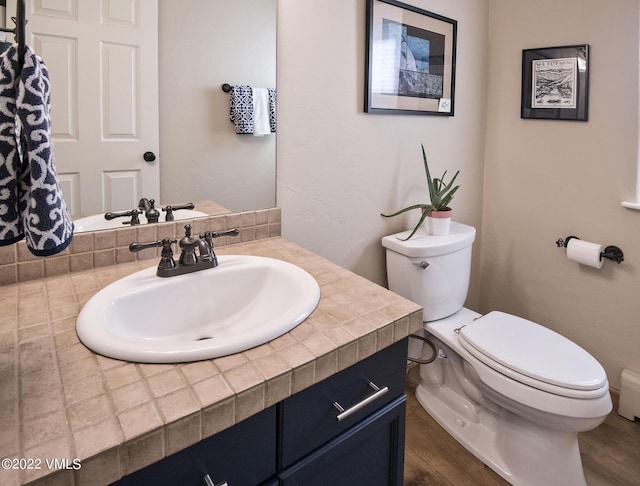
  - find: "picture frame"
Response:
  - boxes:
[521,44,590,121]
[364,0,457,116]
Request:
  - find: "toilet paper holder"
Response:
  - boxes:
[555,236,624,264]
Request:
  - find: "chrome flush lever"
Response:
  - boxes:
[413,261,430,269]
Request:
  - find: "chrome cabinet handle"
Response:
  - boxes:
[203,474,227,486]
[333,381,389,422]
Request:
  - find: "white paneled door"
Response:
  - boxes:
[8,0,160,216]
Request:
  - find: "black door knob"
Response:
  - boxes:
[143,151,156,162]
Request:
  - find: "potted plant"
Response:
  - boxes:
[381,144,460,240]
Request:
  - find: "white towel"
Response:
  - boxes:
[252,88,272,136]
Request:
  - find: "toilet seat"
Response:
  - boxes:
[458,311,609,399]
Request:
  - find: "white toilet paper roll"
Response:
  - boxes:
[566,238,604,269]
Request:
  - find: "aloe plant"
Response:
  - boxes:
[381,144,460,240]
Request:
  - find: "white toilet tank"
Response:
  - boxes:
[382,222,476,322]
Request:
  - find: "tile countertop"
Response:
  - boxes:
[0,237,422,486]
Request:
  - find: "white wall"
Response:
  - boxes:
[277,0,490,310]
[278,0,640,390]
[158,0,276,212]
[482,0,640,389]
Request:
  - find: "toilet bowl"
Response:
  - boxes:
[382,223,612,486]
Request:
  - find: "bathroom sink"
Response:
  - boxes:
[76,255,320,363]
[73,208,209,233]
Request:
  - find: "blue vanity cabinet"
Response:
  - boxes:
[111,338,408,486]
[111,405,277,486]
[277,337,408,485]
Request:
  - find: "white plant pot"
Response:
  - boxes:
[425,209,452,235]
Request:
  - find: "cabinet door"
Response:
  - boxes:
[278,396,406,486]
[112,406,276,486]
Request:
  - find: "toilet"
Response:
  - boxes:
[382,222,612,486]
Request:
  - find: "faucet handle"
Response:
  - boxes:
[198,228,239,268]
[129,210,142,225]
[162,203,195,221]
[129,238,178,274]
[129,237,176,253]
[105,209,142,225]
[203,228,240,239]
[200,228,239,249]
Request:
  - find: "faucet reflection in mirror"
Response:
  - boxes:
[129,224,239,277]
[137,198,196,223]
[104,199,196,226]
[73,201,214,233]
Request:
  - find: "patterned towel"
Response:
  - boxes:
[267,88,276,133]
[229,85,276,134]
[0,45,73,256]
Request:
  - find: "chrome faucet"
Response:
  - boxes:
[129,224,239,277]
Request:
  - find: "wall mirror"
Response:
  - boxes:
[5,0,276,232]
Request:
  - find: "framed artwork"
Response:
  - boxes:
[521,44,590,121]
[364,0,457,116]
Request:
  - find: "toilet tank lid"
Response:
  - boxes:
[381,222,476,257]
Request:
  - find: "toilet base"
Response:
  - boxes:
[415,383,513,482]
[415,382,587,486]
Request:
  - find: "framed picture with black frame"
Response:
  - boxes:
[364,0,457,116]
[521,44,590,121]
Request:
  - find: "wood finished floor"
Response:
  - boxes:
[403,366,640,486]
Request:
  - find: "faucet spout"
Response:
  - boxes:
[138,198,151,211]
[137,198,160,223]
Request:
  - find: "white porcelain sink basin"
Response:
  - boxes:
[76,255,320,363]
[73,208,208,233]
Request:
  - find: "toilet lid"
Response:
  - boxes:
[458,311,607,391]
[381,222,476,258]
